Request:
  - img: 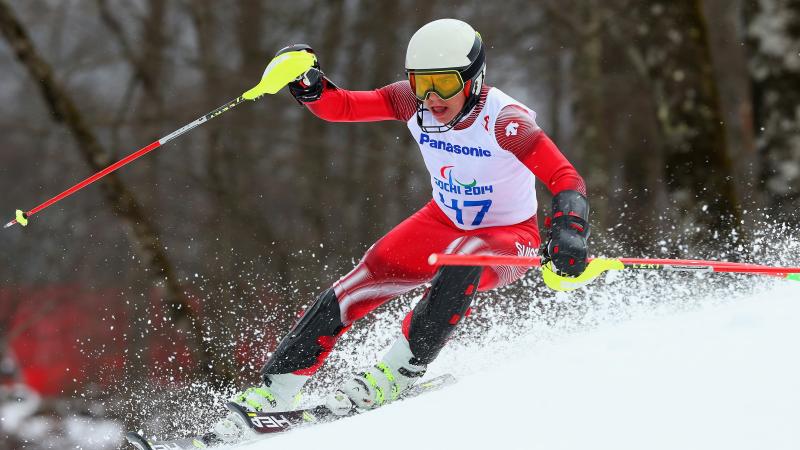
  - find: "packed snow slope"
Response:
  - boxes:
[235,281,800,450]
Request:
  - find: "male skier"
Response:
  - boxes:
[215,18,589,439]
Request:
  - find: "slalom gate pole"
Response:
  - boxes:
[4,50,318,230]
[428,253,800,291]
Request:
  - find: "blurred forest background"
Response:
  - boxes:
[0,0,798,448]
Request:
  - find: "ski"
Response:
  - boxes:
[126,373,456,449]
[126,431,221,450]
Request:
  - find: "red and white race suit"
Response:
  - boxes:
[270,80,586,375]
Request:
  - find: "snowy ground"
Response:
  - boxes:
[234,280,800,450]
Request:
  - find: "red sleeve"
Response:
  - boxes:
[494,105,587,196]
[304,80,418,122]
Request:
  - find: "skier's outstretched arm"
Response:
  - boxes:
[280,45,417,122]
[303,80,417,122]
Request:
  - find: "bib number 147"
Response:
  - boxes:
[438,194,492,226]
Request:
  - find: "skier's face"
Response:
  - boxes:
[424,91,466,124]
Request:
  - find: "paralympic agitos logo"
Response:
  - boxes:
[419,133,492,157]
[435,165,494,196]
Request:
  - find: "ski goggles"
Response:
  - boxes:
[408,70,465,101]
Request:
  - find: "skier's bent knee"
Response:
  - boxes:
[261,288,347,377]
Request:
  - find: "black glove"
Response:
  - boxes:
[274,44,325,103]
[543,190,590,277]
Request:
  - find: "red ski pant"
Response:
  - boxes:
[332,200,540,325]
[266,200,542,376]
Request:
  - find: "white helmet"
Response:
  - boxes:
[406,19,486,132]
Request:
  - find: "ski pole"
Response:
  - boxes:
[428,253,800,291]
[4,50,317,230]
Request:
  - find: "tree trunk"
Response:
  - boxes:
[626,0,744,244]
[745,0,800,224]
[349,0,403,242]
[296,0,346,248]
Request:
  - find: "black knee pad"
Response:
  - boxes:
[261,288,345,376]
[408,265,482,365]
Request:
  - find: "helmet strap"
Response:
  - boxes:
[416,104,456,133]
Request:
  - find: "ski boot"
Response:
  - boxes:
[212,372,308,442]
[325,337,427,415]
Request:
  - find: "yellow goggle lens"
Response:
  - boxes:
[409,72,465,101]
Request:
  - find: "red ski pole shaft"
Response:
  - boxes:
[428,253,800,278]
[428,253,544,267]
[28,141,161,217]
[5,96,246,229]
